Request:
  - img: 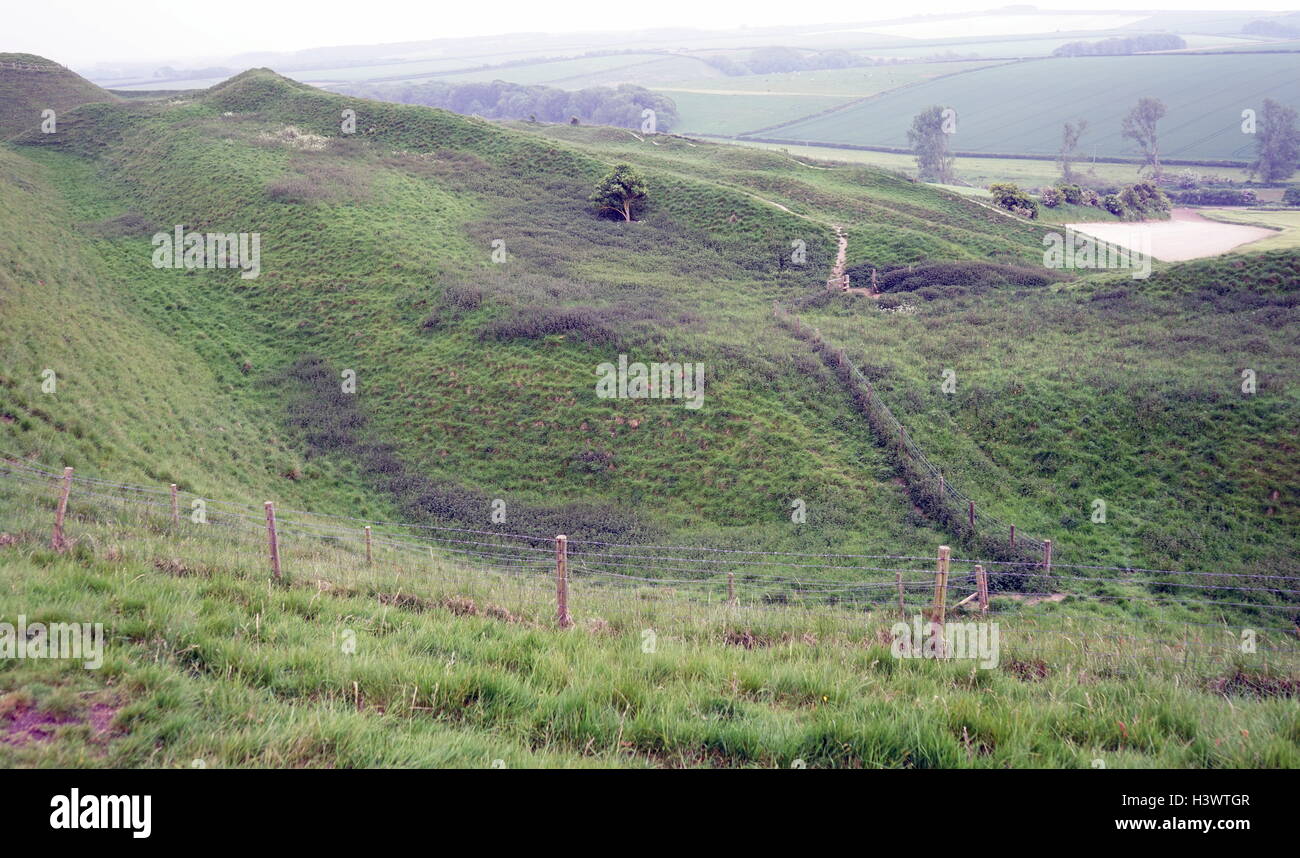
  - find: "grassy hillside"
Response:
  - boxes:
[0,53,119,139]
[1,474,1295,769]
[4,63,1296,577]
[5,66,1046,562]
[798,252,1300,575]
[765,53,1300,163]
[1,58,1297,770]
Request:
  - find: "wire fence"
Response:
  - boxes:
[2,456,1297,677]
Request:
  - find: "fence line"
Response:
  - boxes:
[773,302,1050,557]
[2,458,1297,674]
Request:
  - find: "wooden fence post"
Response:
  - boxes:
[896,571,905,618]
[931,545,950,625]
[968,501,975,530]
[170,483,179,527]
[727,571,735,606]
[264,501,281,579]
[364,525,372,565]
[1043,539,1053,578]
[975,564,988,615]
[555,534,572,628]
[50,467,72,552]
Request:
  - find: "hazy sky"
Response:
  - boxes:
[5,0,1298,65]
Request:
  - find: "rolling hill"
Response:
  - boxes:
[2,55,1298,769]
[0,53,119,139]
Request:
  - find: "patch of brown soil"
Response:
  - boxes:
[1004,658,1051,681]
[1,696,120,747]
[1206,669,1298,699]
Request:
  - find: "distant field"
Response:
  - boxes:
[765,54,1300,163]
[109,76,228,91]
[1197,207,1300,252]
[662,61,1003,138]
[436,53,717,88]
[659,60,1002,97]
[716,139,1254,188]
[862,37,1106,59]
[1200,38,1300,53]
[663,92,855,137]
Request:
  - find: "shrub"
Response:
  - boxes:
[1040,187,1061,208]
[1168,188,1260,206]
[1103,193,1126,216]
[1058,184,1083,205]
[1082,188,1101,207]
[1121,181,1171,216]
[477,305,619,346]
[1284,187,1300,206]
[854,260,1061,293]
[988,182,1039,219]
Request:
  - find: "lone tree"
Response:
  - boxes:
[590,164,648,222]
[907,105,955,183]
[1122,97,1166,179]
[1250,98,1300,182]
[1058,118,1089,184]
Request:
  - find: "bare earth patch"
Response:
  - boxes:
[1066,208,1275,262]
[1,700,118,746]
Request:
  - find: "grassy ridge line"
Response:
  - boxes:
[0,53,120,139]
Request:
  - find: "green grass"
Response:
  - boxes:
[765,54,1300,163]
[1198,207,1300,252]
[0,53,118,138]
[1,477,1295,769]
[799,252,1300,575]
[2,60,1298,770]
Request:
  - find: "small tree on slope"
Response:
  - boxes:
[590,164,648,222]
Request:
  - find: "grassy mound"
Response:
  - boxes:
[0,53,119,139]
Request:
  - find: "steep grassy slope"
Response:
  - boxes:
[798,253,1300,575]
[0,145,383,513]
[0,53,119,139]
[1,62,1296,771]
[4,67,1044,558]
[3,63,1295,575]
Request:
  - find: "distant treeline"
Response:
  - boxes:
[1243,17,1300,38]
[1052,34,1187,57]
[337,80,679,131]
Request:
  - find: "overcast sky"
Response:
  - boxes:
[5,0,1298,66]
